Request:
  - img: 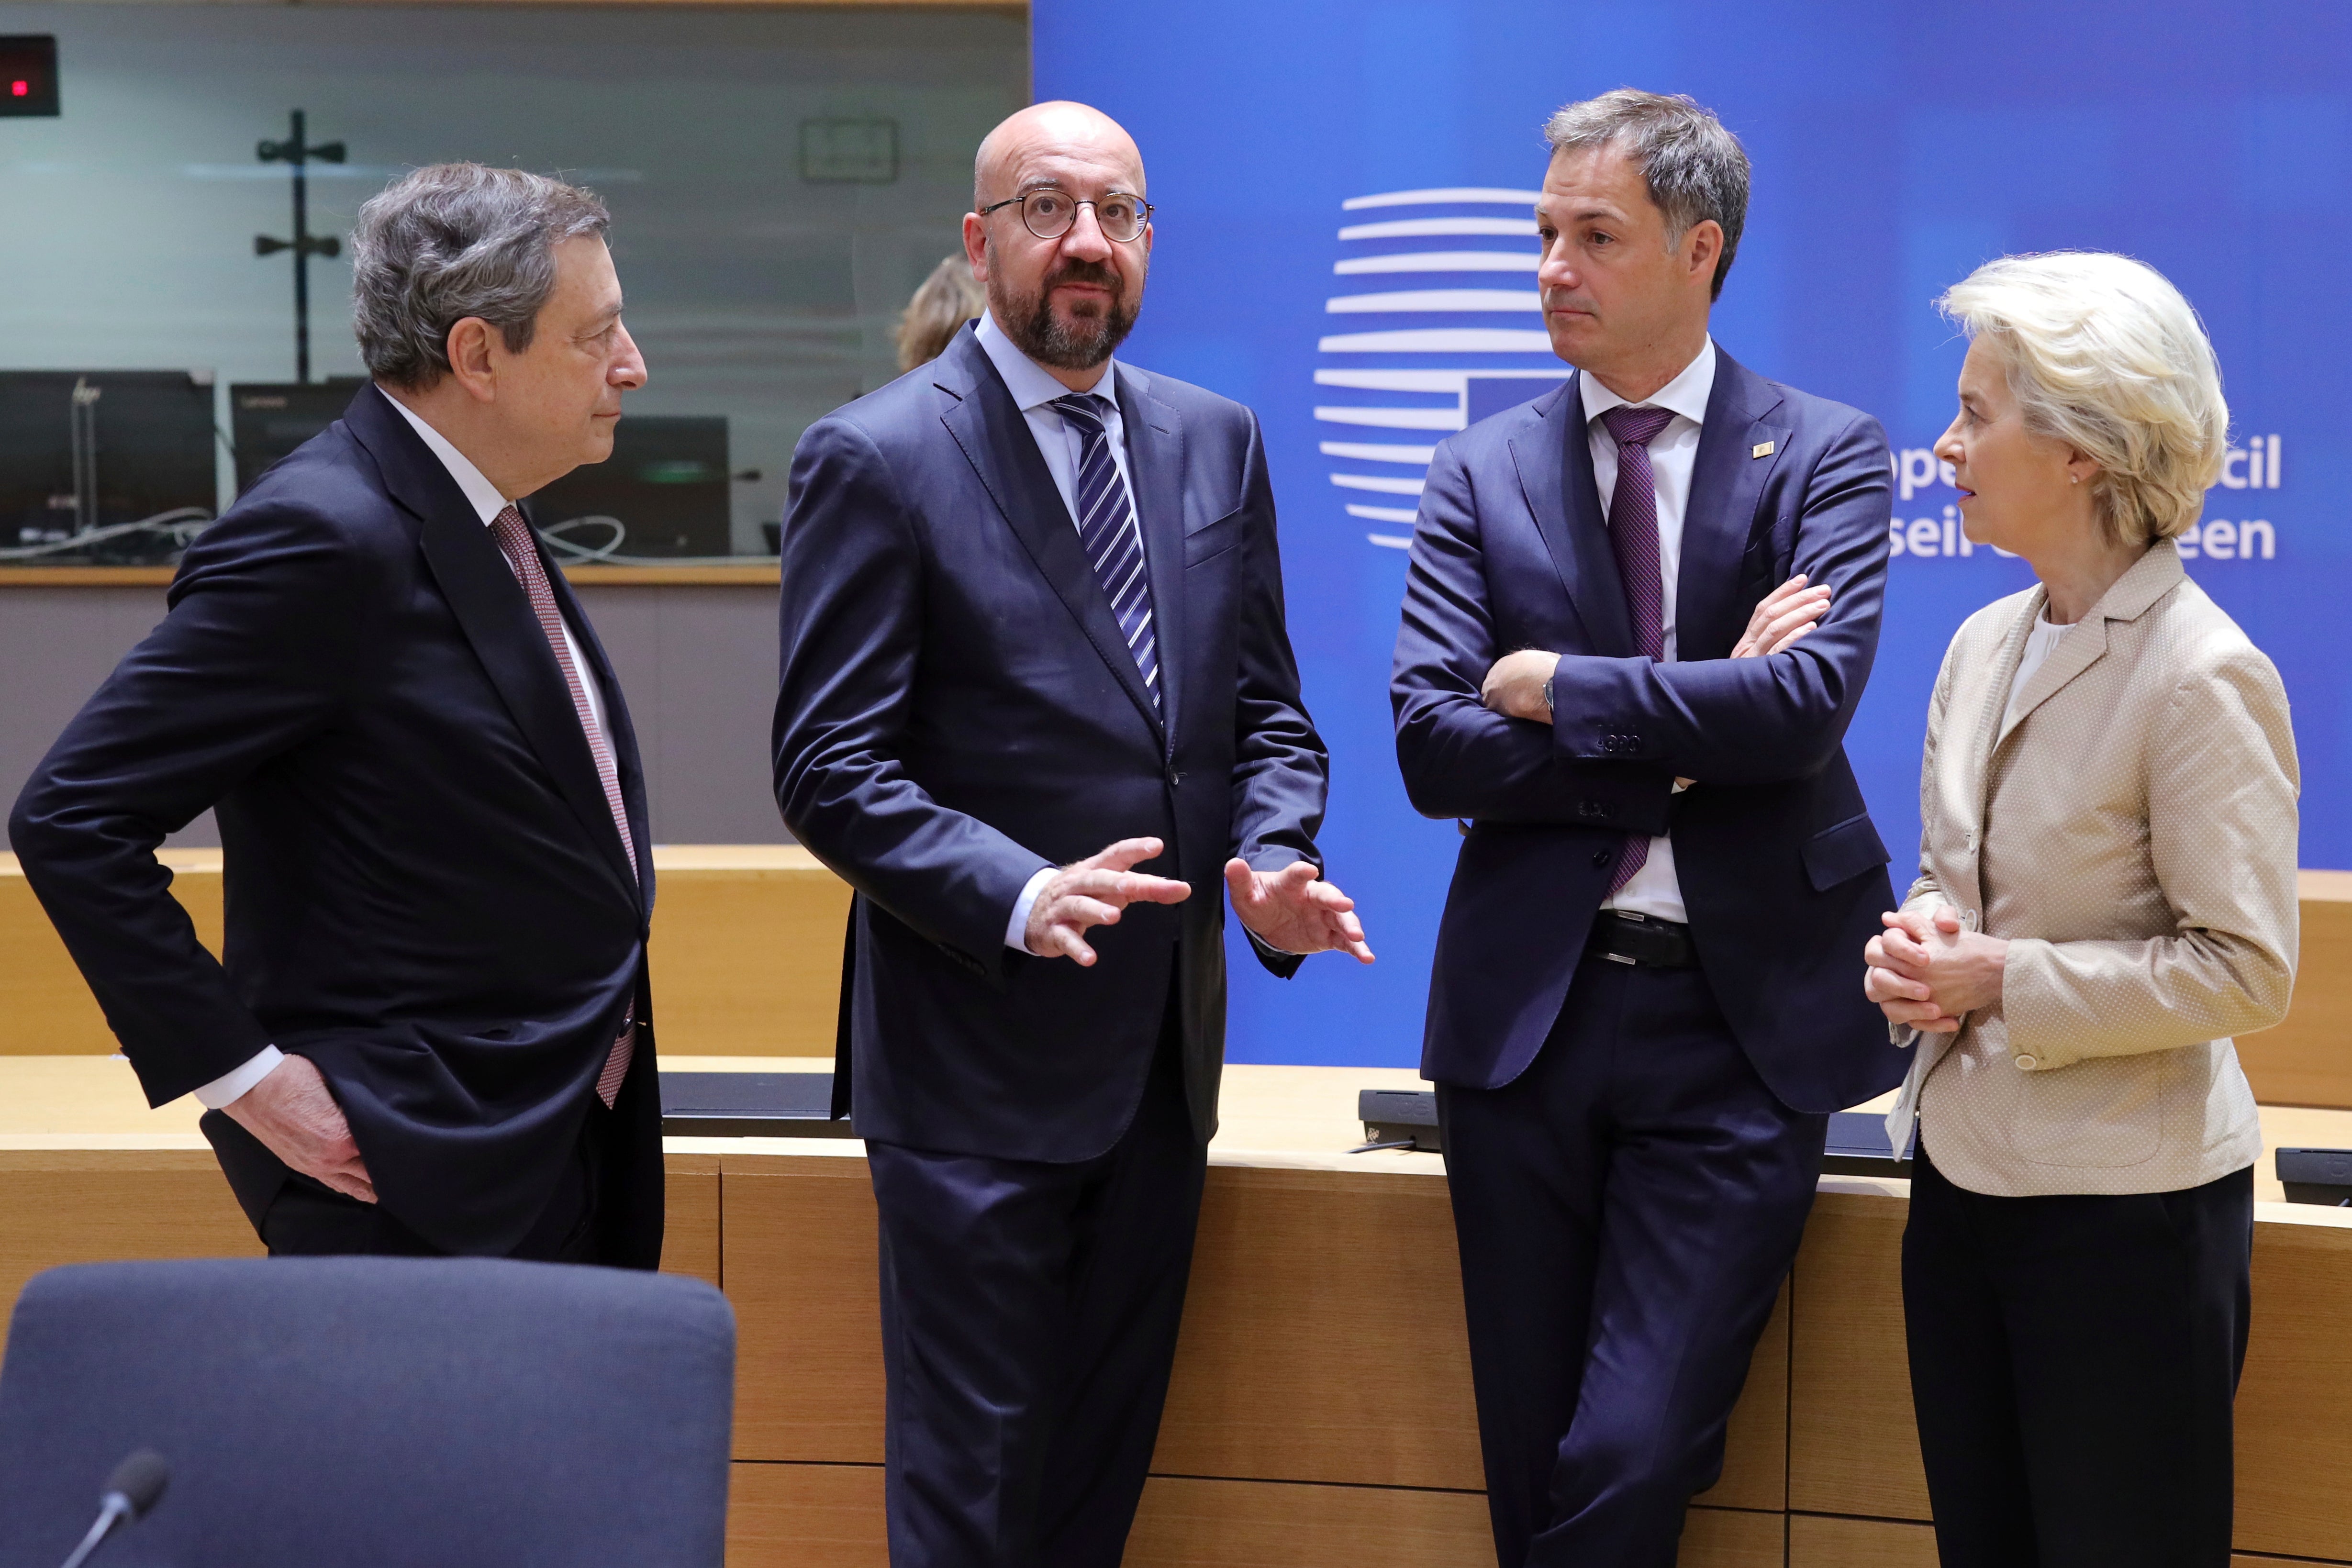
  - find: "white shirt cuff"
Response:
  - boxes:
[193,1045,285,1110]
[1005,865,1058,953]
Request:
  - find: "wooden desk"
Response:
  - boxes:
[1,846,849,1059]
[2238,869,2352,1107]
[9,1058,2352,1568]
[14,852,2351,1107]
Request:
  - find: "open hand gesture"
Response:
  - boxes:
[1025,836,1192,966]
[1224,858,1375,963]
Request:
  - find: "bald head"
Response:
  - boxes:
[962,100,1153,387]
[974,100,1145,209]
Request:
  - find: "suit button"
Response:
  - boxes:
[2015,1055,2039,1071]
[1170,770,1186,786]
[1578,800,1611,820]
[1591,849,1610,867]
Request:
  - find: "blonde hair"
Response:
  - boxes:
[894,254,986,372]
[1938,252,2228,548]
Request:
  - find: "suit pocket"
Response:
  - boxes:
[1184,508,1245,568]
[2005,1054,2163,1168]
[1801,811,1890,892]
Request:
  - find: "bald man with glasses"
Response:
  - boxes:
[772,101,1372,1568]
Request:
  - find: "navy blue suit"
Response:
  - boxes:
[9,386,662,1266]
[773,324,1327,1568]
[1392,348,1906,1565]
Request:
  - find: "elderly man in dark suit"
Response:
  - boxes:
[774,100,1372,1568]
[1392,90,1908,1565]
[11,164,662,1265]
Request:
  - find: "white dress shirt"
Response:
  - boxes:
[191,388,618,1109]
[972,311,1137,952]
[2000,613,2068,731]
[1579,336,1716,926]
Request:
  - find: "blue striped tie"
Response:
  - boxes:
[1050,393,1159,709]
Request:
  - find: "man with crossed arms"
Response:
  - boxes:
[1393,90,1907,1564]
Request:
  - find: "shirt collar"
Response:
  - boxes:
[1578,336,1717,431]
[974,309,1121,414]
[377,386,511,527]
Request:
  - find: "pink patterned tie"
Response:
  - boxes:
[489,504,638,1108]
[1599,405,1675,895]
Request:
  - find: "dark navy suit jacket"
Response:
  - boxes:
[1392,346,1908,1115]
[772,325,1328,1162]
[8,386,664,1262]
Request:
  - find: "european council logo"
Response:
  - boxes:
[1315,188,1565,551]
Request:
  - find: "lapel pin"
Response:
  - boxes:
[1751,441,1775,459]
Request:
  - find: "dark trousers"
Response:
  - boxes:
[1438,951,1827,1568]
[254,1101,608,1264]
[863,1010,1205,1568]
[1903,1143,2253,1568]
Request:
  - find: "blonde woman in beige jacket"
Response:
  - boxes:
[1863,252,2299,1568]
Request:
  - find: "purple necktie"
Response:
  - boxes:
[1049,393,1160,708]
[489,504,638,1108]
[1598,404,1676,894]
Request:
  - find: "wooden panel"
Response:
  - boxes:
[725,1468,1796,1568]
[1149,1165,1483,1490]
[0,567,175,585]
[1,1150,724,1316]
[1695,1276,1790,1512]
[1680,1506,1786,1568]
[723,1155,885,1463]
[2237,871,2352,1109]
[11,856,2322,1076]
[1,846,853,1058]
[2236,1218,2352,1560]
[646,850,850,1056]
[661,1152,723,1286]
[0,1152,259,1369]
[726,1462,885,1568]
[1788,1192,1929,1521]
[1,853,222,1056]
[1124,1475,1491,1568]
[1788,1512,1938,1568]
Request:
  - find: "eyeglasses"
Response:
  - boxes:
[977,189,1153,244]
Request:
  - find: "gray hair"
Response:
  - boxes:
[1543,89,1749,301]
[1940,252,2229,549]
[351,163,610,390]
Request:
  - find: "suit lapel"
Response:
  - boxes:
[347,388,642,905]
[1116,365,1185,753]
[1994,544,2185,750]
[1676,348,1791,657]
[1957,593,2041,898]
[1509,376,1633,656]
[1993,615,2107,753]
[936,333,1166,742]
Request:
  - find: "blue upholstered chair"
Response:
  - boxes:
[0,1257,735,1568]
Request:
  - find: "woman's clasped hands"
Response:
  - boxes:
[1863,905,2009,1034]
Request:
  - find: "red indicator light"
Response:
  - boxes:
[9,80,26,98]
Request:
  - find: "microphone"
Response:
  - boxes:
[56,1450,169,1568]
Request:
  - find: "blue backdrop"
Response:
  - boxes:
[1030,0,2352,1068]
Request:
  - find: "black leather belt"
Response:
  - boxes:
[1586,910,1697,969]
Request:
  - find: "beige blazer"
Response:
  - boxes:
[1896,541,2299,1197]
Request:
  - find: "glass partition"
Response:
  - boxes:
[0,2,1027,561]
